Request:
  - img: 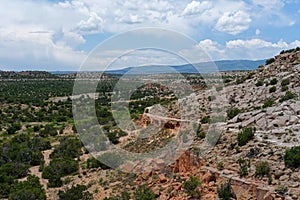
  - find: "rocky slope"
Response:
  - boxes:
[115,49,300,199]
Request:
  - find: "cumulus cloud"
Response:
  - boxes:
[0,0,88,70]
[194,38,300,61]
[182,1,212,16]
[226,39,288,49]
[198,39,224,53]
[215,11,251,35]
[75,12,103,34]
[118,14,143,24]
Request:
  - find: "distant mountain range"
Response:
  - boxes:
[51,59,265,75]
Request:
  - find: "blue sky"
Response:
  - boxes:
[0,0,300,71]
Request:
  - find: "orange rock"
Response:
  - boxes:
[159,174,167,183]
[141,170,152,180]
[174,183,182,191]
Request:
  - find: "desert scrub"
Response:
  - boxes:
[200,116,210,124]
[217,180,234,200]
[197,131,206,139]
[281,85,288,91]
[281,78,290,86]
[284,146,300,168]
[217,162,224,170]
[183,176,201,198]
[133,185,156,200]
[269,86,276,93]
[237,127,256,146]
[238,158,250,177]
[280,91,297,102]
[255,80,264,87]
[255,161,270,177]
[275,185,288,195]
[227,108,240,120]
[270,78,278,85]
[262,99,274,108]
[58,185,92,200]
[265,58,275,65]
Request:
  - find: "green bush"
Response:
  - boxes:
[58,185,92,200]
[238,158,250,177]
[262,99,274,108]
[9,175,46,200]
[255,80,264,87]
[227,108,240,120]
[237,127,255,146]
[217,180,234,200]
[270,78,278,85]
[0,134,50,198]
[275,185,288,195]
[208,96,216,101]
[217,162,224,170]
[39,124,57,137]
[133,185,156,200]
[86,157,111,170]
[265,58,275,65]
[236,78,245,85]
[6,123,21,135]
[280,91,297,102]
[197,131,206,139]
[47,177,63,188]
[0,162,29,179]
[280,47,300,54]
[284,146,300,168]
[255,161,270,177]
[281,78,290,87]
[200,116,210,124]
[42,158,78,187]
[269,86,276,93]
[183,176,201,198]
[281,85,288,91]
[50,137,82,159]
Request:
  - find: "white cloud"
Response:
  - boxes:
[75,12,103,34]
[226,38,288,49]
[198,39,224,53]
[0,0,88,70]
[182,1,212,16]
[289,21,296,26]
[54,31,86,48]
[255,29,260,35]
[194,38,300,61]
[215,11,251,35]
[290,40,300,47]
[118,14,144,24]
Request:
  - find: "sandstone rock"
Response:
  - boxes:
[152,186,160,196]
[142,171,152,180]
[173,183,182,191]
[159,174,167,183]
[279,174,289,181]
[271,116,290,127]
[208,181,215,187]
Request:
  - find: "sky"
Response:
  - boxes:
[0,0,300,71]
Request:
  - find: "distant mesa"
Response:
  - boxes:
[0,60,266,76]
